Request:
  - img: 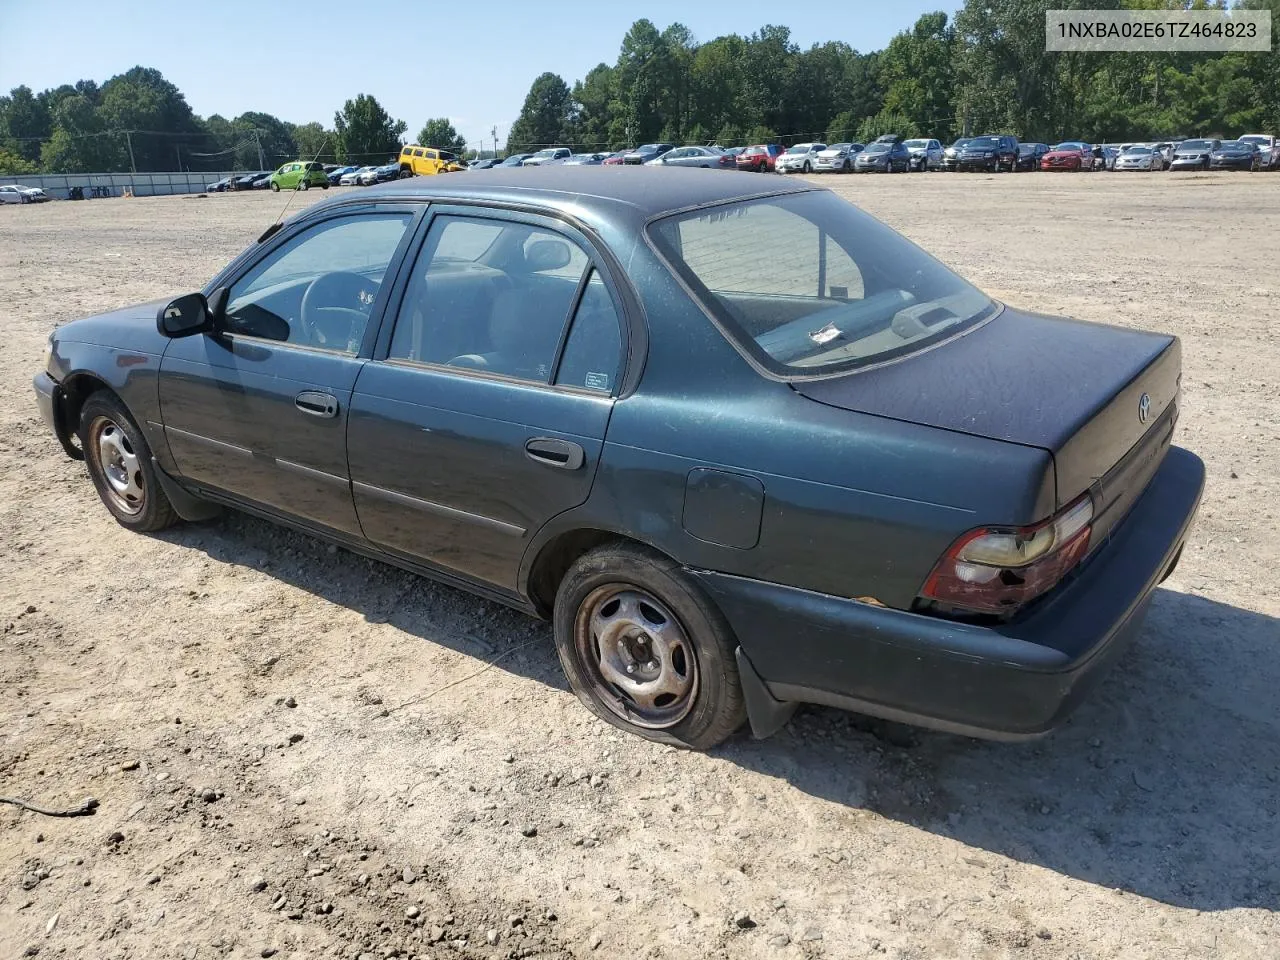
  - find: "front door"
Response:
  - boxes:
[348,208,627,592]
[159,206,418,537]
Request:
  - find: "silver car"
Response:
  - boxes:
[1114,145,1162,171]
[902,138,943,171]
[523,147,573,166]
[775,143,827,174]
[812,143,862,173]
[1170,139,1220,170]
[0,184,50,203]
[564,153,608,166]
[645,146,733,169]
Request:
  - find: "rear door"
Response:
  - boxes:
[348,206,627,592]
[159,204,420,537]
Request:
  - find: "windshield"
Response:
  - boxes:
[827,143,852,151]
[532,149,559,159]
[1180,140,1213,151]
[1051,143,1082,152]
[1217,142,1246,150]
[1239,135,1268,145]
[969,137,1001,148]
[949,139,970,149]
[902,139,927,148]
[1124,146,1152,154]
[785,145,809,154]
[648,192,995,377]
[865,143,890,154]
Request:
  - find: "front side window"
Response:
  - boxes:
[649,192,994,377]
[224,213,413,353]
[389,215,592,383]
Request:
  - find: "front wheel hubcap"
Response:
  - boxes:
[91,418,144,514]
[575,586,697,729]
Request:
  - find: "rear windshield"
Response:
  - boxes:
[648,191,995,377]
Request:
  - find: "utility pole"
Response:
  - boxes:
[255,131,265,170]
[125,131,137,173]
[492,125,498,158]
[176,144,182,171]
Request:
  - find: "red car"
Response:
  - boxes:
[601,152,628,166]
[736,144,784,173]
[1040,142,1094,171]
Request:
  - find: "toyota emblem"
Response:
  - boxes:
[1138,393,1151,424]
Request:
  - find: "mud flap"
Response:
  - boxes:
[150,457,223,522]
[735,646,798,739]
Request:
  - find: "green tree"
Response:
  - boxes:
[879,13,957,141]
[40,94,123,172]
[508,72,573,151]
[826,110,860,143]
[570,63,619,150]
[233,111,296,167]
[96,67,203,170]
[0,147,37,174]
[289,122,338,164]
[0,85,52,162]
[690,36,750,138]
[416,118,466,152]
[334,94,406,164]
[616,20,669,144]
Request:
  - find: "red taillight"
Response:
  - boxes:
[920,496,1094,616]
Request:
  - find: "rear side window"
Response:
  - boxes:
[649,192,994,376]
[388,215,591,383]
[555,271,622,393]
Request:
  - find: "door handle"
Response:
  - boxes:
[525,437,585,470]
[295,391,338,418]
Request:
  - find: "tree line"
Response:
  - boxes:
[2,1,1276,176]
[507,0,1279,153]
[0,66,467,176]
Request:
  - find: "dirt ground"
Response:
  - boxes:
[1,170,1277,960]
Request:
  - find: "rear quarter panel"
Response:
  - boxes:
[548,248,1056,610]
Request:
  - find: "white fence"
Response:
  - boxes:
[0,171,243,200]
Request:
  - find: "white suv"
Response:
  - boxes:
[775,143,827,174]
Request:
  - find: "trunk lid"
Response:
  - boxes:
[793,307,1180,513]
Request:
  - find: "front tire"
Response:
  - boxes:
[554,543,746,750]
[79,392,179,532]
[270,181,279,192]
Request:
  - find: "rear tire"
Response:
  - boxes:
[300,180,309,191]
[554,543,746,750]
[79,392,179,533]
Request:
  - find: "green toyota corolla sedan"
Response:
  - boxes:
[269,160,329,192]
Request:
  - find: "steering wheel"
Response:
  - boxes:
[300,272,379,351]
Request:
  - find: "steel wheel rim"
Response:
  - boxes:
[574,584,698,730]
[89,417,145,515]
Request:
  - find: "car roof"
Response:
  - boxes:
[339,166,819,226]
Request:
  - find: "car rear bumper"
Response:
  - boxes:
[693,445,1205,741]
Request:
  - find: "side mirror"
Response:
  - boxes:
[157,293,214,338]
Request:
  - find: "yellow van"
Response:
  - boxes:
[398,145,466,176]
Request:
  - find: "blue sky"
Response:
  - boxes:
[1,0,960,151]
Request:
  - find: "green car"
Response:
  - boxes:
[269,161,329,192]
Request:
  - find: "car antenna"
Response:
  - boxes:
[257,137,332,243]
